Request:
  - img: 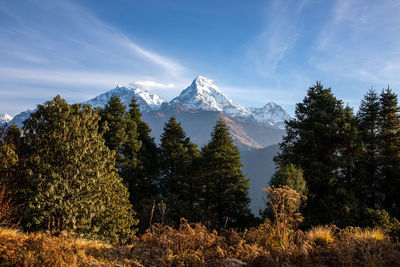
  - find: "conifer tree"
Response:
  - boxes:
[200,119,251,228]
[97,95,141,213]
[21,96,137,243]
[275,82,350,226]
[98,95,130,167]
[378,88,400,217]
[159,117,200,225]
[269,164,307,195]
[357,89,381,208]
[336,106,364,225]
[124,96,160,230]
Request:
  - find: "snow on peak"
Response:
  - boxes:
[169,76,250,117]
[0,113,12,124]
[248,102,291,129]
[84,85,165,112]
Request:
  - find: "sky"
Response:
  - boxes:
[1,0,400,116]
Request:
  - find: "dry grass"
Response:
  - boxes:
[307,225,336,247]
[0,227,142,266]
[131,218,268,266]
[1,222,400,266]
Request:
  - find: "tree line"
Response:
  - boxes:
[0,95,252,242]
[271,82,400,233]
[2,82,400,243]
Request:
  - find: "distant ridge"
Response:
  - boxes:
[7,76,288,215]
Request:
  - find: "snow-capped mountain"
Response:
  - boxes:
[9,75,290,130]
[0,113,12,124]
[162,76,250,117]
[8,110,34,128]
[84,85,165,112]
[248,102,291,129]
[161,76,289,129]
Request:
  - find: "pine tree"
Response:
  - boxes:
[159,117,200,225]
[200,119,251,228]
[378,88,400,217]
[21,96,137,243]
[124,96,160,230]
[269,164,307,195]
[336,106,364,225]
[275,82,350,226]
[98,95,129,167]
[357,89,380,209]
[97,95,142,213]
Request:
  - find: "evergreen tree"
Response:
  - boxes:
[0,124,21,198]
[336,106,364,225]
[21,96,137,243]
[261,164,307,220]
[159,117,200,225]
[125,96,160,230]
[98,95,130,167]
[357,89,380,209]
[378,88,400,217]
[200,119,251,228]
[269,164,307,195]
[97,95,142,216]
[275,82,351,226]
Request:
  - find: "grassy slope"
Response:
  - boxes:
[2,222,400,267]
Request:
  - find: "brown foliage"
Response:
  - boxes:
[131,218,267,266]
[0,184,17,228]
[1,221,400,266]
[0,227,144,266]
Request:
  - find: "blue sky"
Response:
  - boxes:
[1,0,400,116]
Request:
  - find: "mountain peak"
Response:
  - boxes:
[192,75,216,87]
[84,84,165,112]
[0,113,13,124]
[168,76,249,117]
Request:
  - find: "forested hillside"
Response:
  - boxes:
[2,82,400,266]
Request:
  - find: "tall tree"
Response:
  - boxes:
[21,96,137,243]
[356,89,381,209]
[378,88,400,217]
[275,82,351,226]
[124,96,160,230]
[98,95,130,167]
[97,95,142,210]
[158,117,200,225]
[336,105,364,225]
[0,124,21,199]
[201,119,251,228]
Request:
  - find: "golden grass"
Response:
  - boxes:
[353,228,387,241]
[306,225,335,246]
[1,223,400,266]
[0,227,142,266]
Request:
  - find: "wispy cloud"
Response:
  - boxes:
[0,0,188,114]
[246,0,308,77]
[310,0,400,88]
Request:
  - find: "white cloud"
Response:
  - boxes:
[129,81,175,90]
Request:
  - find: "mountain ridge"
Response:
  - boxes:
[8,76,290,131]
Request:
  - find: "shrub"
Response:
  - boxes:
[260,186,306,249]
[365,208,400,241]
